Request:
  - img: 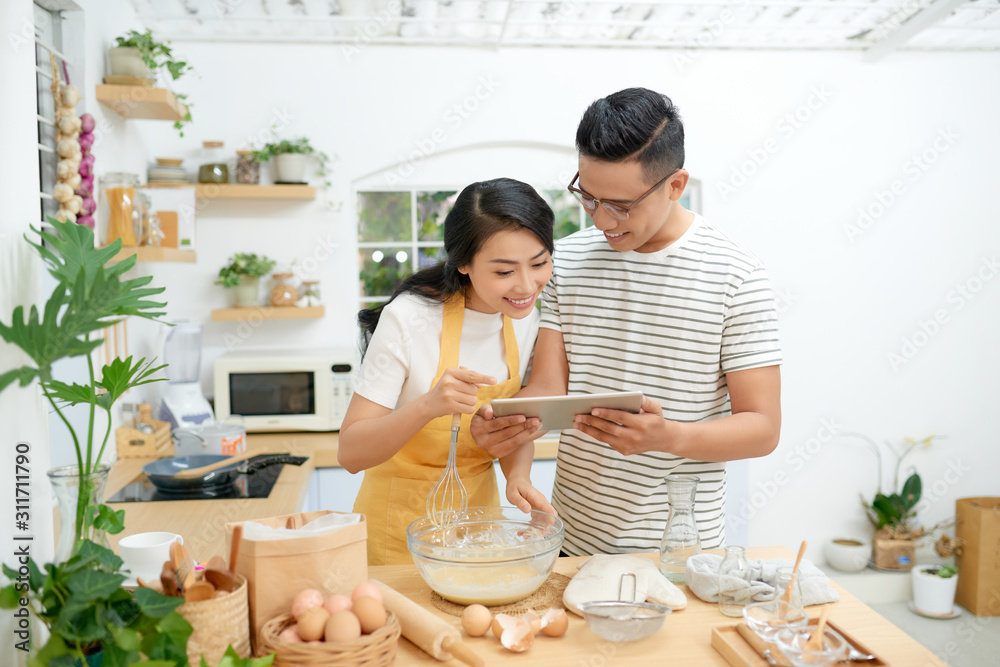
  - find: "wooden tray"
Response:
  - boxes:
[712,615,888,666]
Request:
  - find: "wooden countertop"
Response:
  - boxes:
[246,431,560,468]
[371,548,948,666]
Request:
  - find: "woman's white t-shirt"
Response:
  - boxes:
[353,293,539,410]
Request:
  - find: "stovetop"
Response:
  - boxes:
[106,455,307,502]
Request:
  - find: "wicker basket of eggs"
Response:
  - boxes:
[260,581,400,666]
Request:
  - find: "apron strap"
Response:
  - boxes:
[434,292,520,385]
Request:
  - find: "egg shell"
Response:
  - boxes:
[492,613,518,640]
[352,596,386,634]
[291,589,325,620]
[351,581,383,603]
[500,620,535,653]
[540,608,568,637]
[461,604,492,637]
[278,625,303,644]
[323,594,352,615]
[522,610,541,635]
[324,610,362,643]
[296,606,330,642]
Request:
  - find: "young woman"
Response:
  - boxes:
[339,178,556,565]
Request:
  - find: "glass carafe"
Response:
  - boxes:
[658,474,702,583]
[718,545,751,617]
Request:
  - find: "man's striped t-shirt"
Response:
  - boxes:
[539,216,783,556]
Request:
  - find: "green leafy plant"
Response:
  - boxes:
[113,29,194,135]
[922,564,958,579]
[0,539,191,666]
[250,137,333,187]
[201,646,274,667]
[0,218,167,553]
[215,252,277,288]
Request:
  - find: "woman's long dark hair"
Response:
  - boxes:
[359,178,554,357]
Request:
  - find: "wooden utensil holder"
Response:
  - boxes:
[116,419,172,458]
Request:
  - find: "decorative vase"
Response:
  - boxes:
[107,47,150,78]
[232,275,260,307]
[912,565,959,615]
[273,153,307,183]
[48,464,111,563]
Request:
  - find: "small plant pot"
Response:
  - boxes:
[823,537,871,573]
[232,276,260,308]
[911,565,959,615]
[273,153,307,183]
[108,47,150,78]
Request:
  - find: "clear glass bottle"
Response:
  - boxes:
[235,150,259,184]
[658,474,702,583]
[270,272,299,307]
[301,280,321,305]
[718,545,752,617]
[198,141,229,184]
[100,171,140,247]
[775,565,803,609]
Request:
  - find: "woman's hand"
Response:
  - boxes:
[505,476,557,516]
[422,367,497,420]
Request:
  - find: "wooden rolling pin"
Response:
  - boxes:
[372,579,483,667]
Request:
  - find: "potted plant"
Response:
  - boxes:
[843,432,944,570]
[109,29,194,136]
[912,564,959,616]
[216,252,277,307]
[251,137,331,185]
[0,218,195,663]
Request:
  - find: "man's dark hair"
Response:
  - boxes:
[576,87,685,184]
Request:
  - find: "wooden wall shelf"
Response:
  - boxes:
[211,306,325,322]
[106,246,196,263]
[96,85,188,121]
[144,183,316,200]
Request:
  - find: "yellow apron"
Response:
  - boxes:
[352,293,523,565]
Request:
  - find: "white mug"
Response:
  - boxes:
[119,532,183,582]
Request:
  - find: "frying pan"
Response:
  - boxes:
[142,455,243,492]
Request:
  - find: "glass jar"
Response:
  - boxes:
[100,172,140,247]
[658,474,702,583]
[270,272,299,307]
[131,191,151,245]
[718,546,752,617]
[146,215,164,247]
[301,280,321,305]
[235,150,259,184]
[198,141,229,184]
[775,565,803,609]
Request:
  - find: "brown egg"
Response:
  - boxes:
[352,596,387,634]
[540,608,568,637]
[291,589,325,620]
[351,581,383,603]
[278,625,303,644]
[296,606,330,642]
[325,610,362,643]
[461,604,493,637]
[323,594,352,615]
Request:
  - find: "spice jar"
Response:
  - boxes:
[270,273,298,307]
[198,141,229,184]
[100,172,140,247]
[301,280,321,306]
[235,150,259,184]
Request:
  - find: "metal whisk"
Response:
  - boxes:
[427,413,468,528]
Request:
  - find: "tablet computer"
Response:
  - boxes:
[491,391,644,431]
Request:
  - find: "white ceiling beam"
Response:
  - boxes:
[863,0,971,62]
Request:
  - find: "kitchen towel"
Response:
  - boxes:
[685,554,840,606]
[564,554,687,615]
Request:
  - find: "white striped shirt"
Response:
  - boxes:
[540,216,782,556]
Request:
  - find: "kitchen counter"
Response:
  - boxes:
[370,547,948,666]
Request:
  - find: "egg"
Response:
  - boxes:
[540,608,568,637]
[296,606,330,642]
[491,613,518,640]
[351,581,383,603]
[461,604,493,637]
[291,588,325,620]
[352,596,387,634]
[278,625,303,644]
[522,610,541,635]
[323,594,352,615]
[324,610,362,643]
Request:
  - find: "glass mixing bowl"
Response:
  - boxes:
[406,506,564,605]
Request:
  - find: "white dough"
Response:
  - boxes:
[563,554,687,616]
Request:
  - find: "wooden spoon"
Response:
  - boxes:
[173,451,255,479]
[160,562,179,597]
[781,540,808,606]
[806,604,832,651]
[184,580,216,603]
[229,523,243,572]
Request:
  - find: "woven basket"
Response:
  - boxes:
[174,574,251,665]
[259,611,400,666]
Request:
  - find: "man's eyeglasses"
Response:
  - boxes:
[567,170,675,221]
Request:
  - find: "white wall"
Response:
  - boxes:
[13,9,999,563]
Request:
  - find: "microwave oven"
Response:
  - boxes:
[213,348,355,432]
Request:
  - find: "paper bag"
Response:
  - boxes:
[873,537,914,570]
[955,497,1000,616]
[226,510,368,651]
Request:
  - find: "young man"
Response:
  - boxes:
[471,88,783,555]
